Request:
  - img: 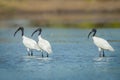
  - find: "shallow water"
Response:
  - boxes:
[0,28,120,80]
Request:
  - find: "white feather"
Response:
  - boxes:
[93,36,114,51]
[38,35,52,54]
[22,36,41,51]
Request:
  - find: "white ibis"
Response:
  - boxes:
[14,27,41,56]
[88,28,114,57]
[31,28,52,57]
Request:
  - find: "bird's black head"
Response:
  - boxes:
[14,27,24,37]
[88,28,97,38]
[92,28,97,33]
[31,28,42,37]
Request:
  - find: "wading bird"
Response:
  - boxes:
[31,28,52,57]
[88,28,114,57]
[14,27,41,56]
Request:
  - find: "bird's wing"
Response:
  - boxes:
[23,36,40,50]
[93,37,114,51]
[38,39,52,54]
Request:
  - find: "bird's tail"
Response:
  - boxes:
[109,46,115,52]
[47,49,52,54]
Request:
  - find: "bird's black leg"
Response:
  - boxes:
[103,50,105,57]
[31,50,33,56]
[28,52,30,56]
[47,53,49,57]
[42,52,44,58]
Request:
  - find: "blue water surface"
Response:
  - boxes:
[0,28,120,80]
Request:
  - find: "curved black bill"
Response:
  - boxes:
[31,28,42,37]
[31,29,39,37]
[88,31,92,39]
[14,27,22,37]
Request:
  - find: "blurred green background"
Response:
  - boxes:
[0,0,120,28]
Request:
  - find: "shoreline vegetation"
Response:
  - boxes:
[0,0,120,28]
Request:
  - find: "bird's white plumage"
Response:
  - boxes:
[38,35,52,54]
[92,36,114,51]
[22,36,40,51]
